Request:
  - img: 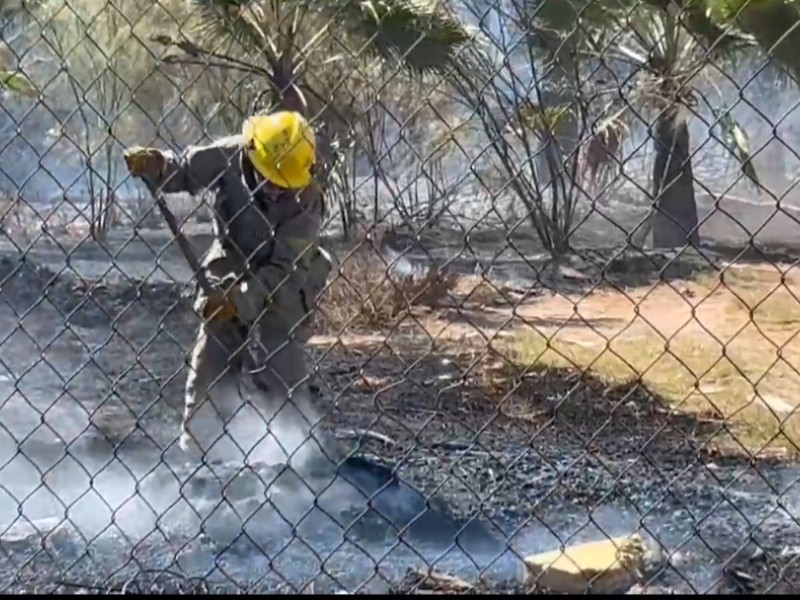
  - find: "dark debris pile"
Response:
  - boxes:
[0,254,191,328]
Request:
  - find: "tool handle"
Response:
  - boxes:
[144,180,214,296]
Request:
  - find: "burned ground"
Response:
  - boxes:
[1,239,800,593]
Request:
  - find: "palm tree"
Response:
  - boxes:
[151,0,472,180]
[464,0,799,249]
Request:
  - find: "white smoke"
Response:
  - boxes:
[0,366,332,546]
[0,366,512,592]
[199,376,326,471]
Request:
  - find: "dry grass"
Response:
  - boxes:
[0,198,40,245]
[451,274,510,306]
[504,262,800,456]
[316,239,459,332]
[0,199,90,246]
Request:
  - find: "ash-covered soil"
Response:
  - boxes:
[1,248,800,594]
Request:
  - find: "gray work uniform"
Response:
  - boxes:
[143,135,332,466]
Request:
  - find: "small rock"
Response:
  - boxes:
[557,265,592,282]
[521,534,650,594]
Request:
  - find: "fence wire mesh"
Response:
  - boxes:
[2,0,800,594]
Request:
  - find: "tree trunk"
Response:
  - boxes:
[532,28,580,256]
[651,110,700,248]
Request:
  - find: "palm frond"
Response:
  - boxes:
[679,0,753,54]
[583,114,628,187]
[168,0,472,76]
[325,0,472,74]
[0,0,43,20]
[511,100,572,138]
[529,0,631,33]
[529,0,752,61]
[0,69,36,96]
[188,0,273,60]
[719,112,759,189]
[704,0,800,82]
[702,102,760,189]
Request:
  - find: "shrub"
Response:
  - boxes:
[316,231,458,333]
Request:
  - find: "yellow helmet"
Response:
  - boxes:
[242,111,316,189]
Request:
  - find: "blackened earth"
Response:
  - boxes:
[1,250,800,593]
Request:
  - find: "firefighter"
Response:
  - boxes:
[123,111,332,470]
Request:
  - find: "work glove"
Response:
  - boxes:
[123,146,165,179]
[193,273,241,323]
[195,279,269,324]
[200,288,239,322]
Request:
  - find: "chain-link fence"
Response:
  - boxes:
[2,0,800,594]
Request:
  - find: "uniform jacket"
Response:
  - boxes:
[144,135,331,323]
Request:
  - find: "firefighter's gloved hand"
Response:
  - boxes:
[199,287,239,322]
[123,146,165,178]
